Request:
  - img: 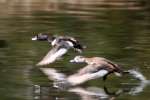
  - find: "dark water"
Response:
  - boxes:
[0,0,150,100]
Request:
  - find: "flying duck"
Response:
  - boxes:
[69,56,126,81]
[40,56,125,86]
[40,65,147,86]
[32,33,85,66]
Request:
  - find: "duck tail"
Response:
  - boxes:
[114,66,126,77]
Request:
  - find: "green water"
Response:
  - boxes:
[0,0,150,100]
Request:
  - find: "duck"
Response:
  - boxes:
[40,56,125,86]
[40,63,150,88]
[32,33,85,66]
[69,56,126,81]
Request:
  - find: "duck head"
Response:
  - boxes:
[70,56,85,63]
[32,33,52,41]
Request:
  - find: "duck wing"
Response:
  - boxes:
[57,36,84,53]
[76,65,100,75]
[76,64,111,75]
[37,46,68,66]
[67,65,109,85]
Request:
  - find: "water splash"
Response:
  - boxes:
[127,69,149,83]
[124,69,150,95]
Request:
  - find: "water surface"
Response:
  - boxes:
[0,0,150,100]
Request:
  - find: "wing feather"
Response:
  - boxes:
[37,46,68,66]
[76,65,99,75]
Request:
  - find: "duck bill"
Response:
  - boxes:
[32,36,37,41]
[69,59,80,63]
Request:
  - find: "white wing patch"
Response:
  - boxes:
[51,39,57,46]
[37,47,68,66]
[67,70,108,86]
[66,41,74,47]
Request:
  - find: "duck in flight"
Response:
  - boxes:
[32,33,85,66]
[40,56,126,86]
[69,56,148,83]
[69,56,127,81]
[40,55,147,86]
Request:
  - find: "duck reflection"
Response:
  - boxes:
[40,64,148,86]
[33,67,150,100]
[69,81,150,100]
[33,80,150,100]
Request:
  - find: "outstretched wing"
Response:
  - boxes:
[37,46,68,66]
[76,65,97,75]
